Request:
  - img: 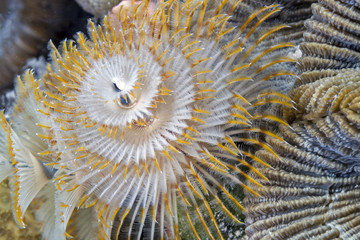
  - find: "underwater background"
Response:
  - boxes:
[1,0,360,239]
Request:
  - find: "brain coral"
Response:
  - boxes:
[244,0,360,239]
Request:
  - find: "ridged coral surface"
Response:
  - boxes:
[245,72,360,237]
[244,0,360,239]
[0,0,296,239]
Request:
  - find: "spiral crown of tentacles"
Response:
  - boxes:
[0,0,295,239]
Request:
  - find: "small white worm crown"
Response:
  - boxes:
[0,0,295,239]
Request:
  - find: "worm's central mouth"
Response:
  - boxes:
[115,91,137,109]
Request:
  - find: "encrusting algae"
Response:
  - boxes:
[0,0,296,239]
[0,181,41,240]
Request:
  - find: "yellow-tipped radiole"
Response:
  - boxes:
[0,0,296,239]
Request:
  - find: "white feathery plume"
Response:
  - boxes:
[0,0,296,239]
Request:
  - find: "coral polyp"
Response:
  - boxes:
[0,0,295,239]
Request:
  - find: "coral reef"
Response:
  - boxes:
[9,0,360,239]
[244,0,360,239]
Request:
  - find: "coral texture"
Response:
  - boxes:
[244,0,360,239]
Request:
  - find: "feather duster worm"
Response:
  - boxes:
[0,0,295,239]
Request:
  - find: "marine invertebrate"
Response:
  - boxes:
[1,0,296,239]
[298,0,360,81]
[260,0,316,47]
[245,69,360,239]
[244,0,360,239]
